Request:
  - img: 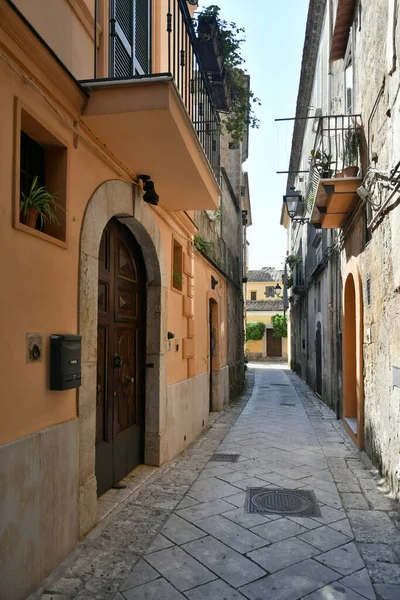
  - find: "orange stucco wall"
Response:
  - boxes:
[0,2,227,445]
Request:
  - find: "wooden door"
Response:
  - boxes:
[316,324,322,396]
[96,219,145,497]
[267,329,282,357]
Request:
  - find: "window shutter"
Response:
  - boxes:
[110,0,150,78]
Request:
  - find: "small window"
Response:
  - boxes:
[16,105,67,244]
[250,291,257,301]
[172,238,183,291]
[265,286,274,298]
[344,35,353,114]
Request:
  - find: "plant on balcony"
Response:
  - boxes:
[272,314,288,338]
[285,254,302,269]
[310,149,335,178]
[197,6,261,141]
[20,176,62,229]
[343,129,360,177]
[246,321,266,341]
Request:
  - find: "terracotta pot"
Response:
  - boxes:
[343,166,359,177]
[21,208,39,228]
[335,171,343,178]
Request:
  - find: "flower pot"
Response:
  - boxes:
[21,208,39,228]
[196,16,223,73]
[335,171,343,178]
[343,166,359,177]
[321,170,333,179]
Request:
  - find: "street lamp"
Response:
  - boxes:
[274,283,282,297]
[283,187,310,224]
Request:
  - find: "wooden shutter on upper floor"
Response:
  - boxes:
[109,0,151,78]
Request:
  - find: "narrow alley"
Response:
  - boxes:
[32,366,400,600]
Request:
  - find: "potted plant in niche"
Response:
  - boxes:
[20,176,62,230]
[310,149,336,178]
[343,129,360,177]
[196,10,223,73]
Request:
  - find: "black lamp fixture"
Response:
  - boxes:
[211,275,218,290]
[274,283,282,297]
[283,187,310,224]
[139,175,159,206]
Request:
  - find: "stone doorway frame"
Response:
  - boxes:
[78,180,168,537]
[342,258,364,449]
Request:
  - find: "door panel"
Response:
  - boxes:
[267,329,282,357]
[96,219,145,497]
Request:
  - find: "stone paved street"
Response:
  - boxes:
[32,365,400,600]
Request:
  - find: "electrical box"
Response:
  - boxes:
[50,334,82,390]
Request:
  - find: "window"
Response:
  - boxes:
[15,103,67,244]
[344,35,353,114]
[250,291,257,301]
[265,286,274,298]
[109,0,151,77]
[172,238,183,291]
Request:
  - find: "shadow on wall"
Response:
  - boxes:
[364,420,400,500]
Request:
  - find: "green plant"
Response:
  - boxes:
[197,6,261,142]
[194,235,212,254]
[310,149,336,176]
[272,314,288,338]
[246,321,266,341]
[343,129,359,166]
[20,176,62,228]
[172,267,183,287]
[285,254,302,269]
[286,275,293,289]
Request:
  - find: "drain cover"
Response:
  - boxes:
[246,488,321,517]
[211,454,240,463]
[280,403,296,407]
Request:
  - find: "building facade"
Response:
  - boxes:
[0,2,250,598]
[246,267,288,360]
[282,0,400,500]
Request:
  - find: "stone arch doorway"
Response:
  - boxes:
[343,261,364,448]
[208,295,220,412]
[78,180,167,536]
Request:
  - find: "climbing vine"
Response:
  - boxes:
[246,321,266,341]
[272,314,288,338]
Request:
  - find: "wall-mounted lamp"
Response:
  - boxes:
[283,187,310,224]
[211,276,218,290]
[242,210,248,225]
[139,175,159,206]
[167,331,175,339]
[274,283,282,297]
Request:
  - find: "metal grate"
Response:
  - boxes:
[135,0,150,73]
[211,454,240,463]
[246,488,321,517]
[280,403,296,407]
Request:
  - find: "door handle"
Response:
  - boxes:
[113,353,122,368]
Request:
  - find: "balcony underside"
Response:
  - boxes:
[311,177,362,229]
[80,78,220,211]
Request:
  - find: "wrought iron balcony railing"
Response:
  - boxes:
[304,114,363,208]
[91,0,220,179]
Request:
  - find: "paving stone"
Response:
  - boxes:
[185,579,247,599]
[373,584,400,599]
[229,477,272,490]
[189,478,242,503]
[250,517,308,543]
[247,537,319,573]
[359,543,400,566]
[328,518,354,538]
[239,558,340,600]
[367,562,400,584]
[176,499,236,523]
[176,496,199,510]
[146,534,175,554]
[225,492,247,508]
[182,536,265,588]
[45,577,83,595]
[200,465,235,478]
[222,507,270,528]
[340,568,376,600]
[195,514,268,554]
[314,542,364,576]
[74,578,119,599]
[120,559,160,591]
[341,493,370,510]
[312,504,346,525]
[337,482,362,493]
[287,515,322,530]
[122,577,185,600]
[299,525,351,552]
[302,582,367,599]
[161,514,206,545]
[347,510,399,543]
[145,545,216,592]
[217,471,254,484]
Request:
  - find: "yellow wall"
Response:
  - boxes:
[247,280,281,301]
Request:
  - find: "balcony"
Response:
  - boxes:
[306,115,363,229]
[80,0,221,211]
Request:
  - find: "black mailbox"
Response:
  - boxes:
[50,334,82,390]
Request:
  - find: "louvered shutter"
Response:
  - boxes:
[110,0,151,78]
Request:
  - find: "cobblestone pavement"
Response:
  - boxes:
[32,365,400,600]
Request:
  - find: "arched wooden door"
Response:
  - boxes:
[96,219,146,496]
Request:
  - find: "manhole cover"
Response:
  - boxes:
[211,454,240,463]
[246,488,321,517]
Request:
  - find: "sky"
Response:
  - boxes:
[199,0,309,270]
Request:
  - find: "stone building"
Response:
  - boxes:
[282,0,400,499]
[0,2,251,598]
[246,267,288,361]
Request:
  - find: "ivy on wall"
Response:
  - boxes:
[272,314,288,338]
[246,321,266,341]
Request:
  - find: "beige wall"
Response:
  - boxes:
[246,311,288,359]
[247,280,281,301]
